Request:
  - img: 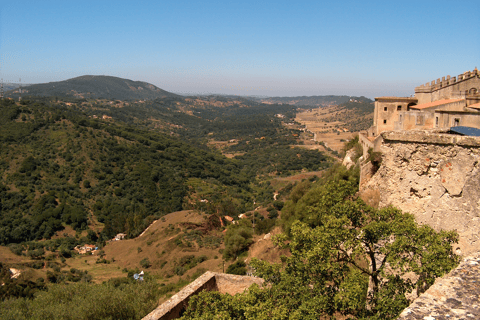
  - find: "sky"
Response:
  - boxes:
[0,0,479,98]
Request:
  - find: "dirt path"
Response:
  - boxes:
[138,220,158,237]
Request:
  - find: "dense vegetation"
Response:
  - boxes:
[179,166,459,320]
[7,75,179,100]
[251,95,372,107]
[0,97,330,245]
[0,86,461,319]
[0,278,161,320]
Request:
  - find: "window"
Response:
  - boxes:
[454,118,460,127]
[384,107,388,111]
[383,119,387,124]
[397,105,402,111]
[416,115,424,125]
[435,117,439,127]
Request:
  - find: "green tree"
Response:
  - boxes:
[226,260,247,275]
[256,202,458,319]
[181,167,459,320]
[223,220,253,260]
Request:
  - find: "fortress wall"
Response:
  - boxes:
[374,98,418,135]
[360,130,480,255]
[398,252,480,319]
[415,69,480,104]
[143,271,218,320]
[358,131,375,159]
[394,110,435,131]
[142,272,264,320]
[435,111,480,129]
[215,273,264,295]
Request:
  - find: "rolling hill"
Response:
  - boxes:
[6,75,179,100]
[253,95,372,107]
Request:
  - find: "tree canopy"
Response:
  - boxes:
[180,168,459,320]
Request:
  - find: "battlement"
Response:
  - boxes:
[415,67,479,93]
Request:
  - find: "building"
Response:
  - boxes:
[74,244,97,254]
[360,67,480,157]
[114,233,127,241]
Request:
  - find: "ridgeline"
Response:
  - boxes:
[7,75,179,100]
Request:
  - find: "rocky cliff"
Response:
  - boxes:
[361,130,480,255]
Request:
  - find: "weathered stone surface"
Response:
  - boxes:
[361,130,480,255]
[142,272,264,320]
[398,252,480,320]
[342,148,356,169]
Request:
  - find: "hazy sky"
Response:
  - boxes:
[1,0,479,98]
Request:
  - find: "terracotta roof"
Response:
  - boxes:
[468,102,480,109]
[410,98,463,110]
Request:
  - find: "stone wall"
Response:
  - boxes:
[142,272,264,320]
[398,252,480,319]
[414,68,480,104]
[360,130,480,255]
[373,97,418,135]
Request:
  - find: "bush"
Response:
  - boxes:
[255,219,275,235]
[272,200,284,210]
[8,244,24,256]
[226,260,247,275]
[267,208,279,219]
[367,148,382,171]
[0,281,161,319]
[223,221,253,260]
[140,258,151,269]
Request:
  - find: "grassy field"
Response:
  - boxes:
[295,105,365,153]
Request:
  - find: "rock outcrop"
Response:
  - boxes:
[361,130,480,255]
[398,252,480,319]
[342,148,357,169]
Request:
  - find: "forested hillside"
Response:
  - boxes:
[0,97,329,245]
[253,95,372,107]
[0,94,460,320]
[6,75,179,101]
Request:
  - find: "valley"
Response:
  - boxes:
[0,76,455,320]
[0,82,338,304]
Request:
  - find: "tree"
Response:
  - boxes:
[180,170,459,320]
[248,201,459,319]
[140,258,151,269]
[226,260,247,275]
[223,220,253,260]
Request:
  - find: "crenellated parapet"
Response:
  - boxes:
[415,67,479,93]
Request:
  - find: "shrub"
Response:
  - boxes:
[223,221,253,260]
[140,258,151,269]
[367,148,382,171]
[226,260,247,275]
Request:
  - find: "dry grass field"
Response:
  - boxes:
[296,106,356,153]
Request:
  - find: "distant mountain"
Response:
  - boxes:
[2,83,23,92]
[250,95,372,107]
[6,75,179,100]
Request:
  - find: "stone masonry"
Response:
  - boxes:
[142,272,264,320]
[361,130,480,256]
[398,252,480,320]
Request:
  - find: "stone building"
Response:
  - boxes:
[360,68,480,157]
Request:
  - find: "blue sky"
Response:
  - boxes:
[1,0,479,98]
